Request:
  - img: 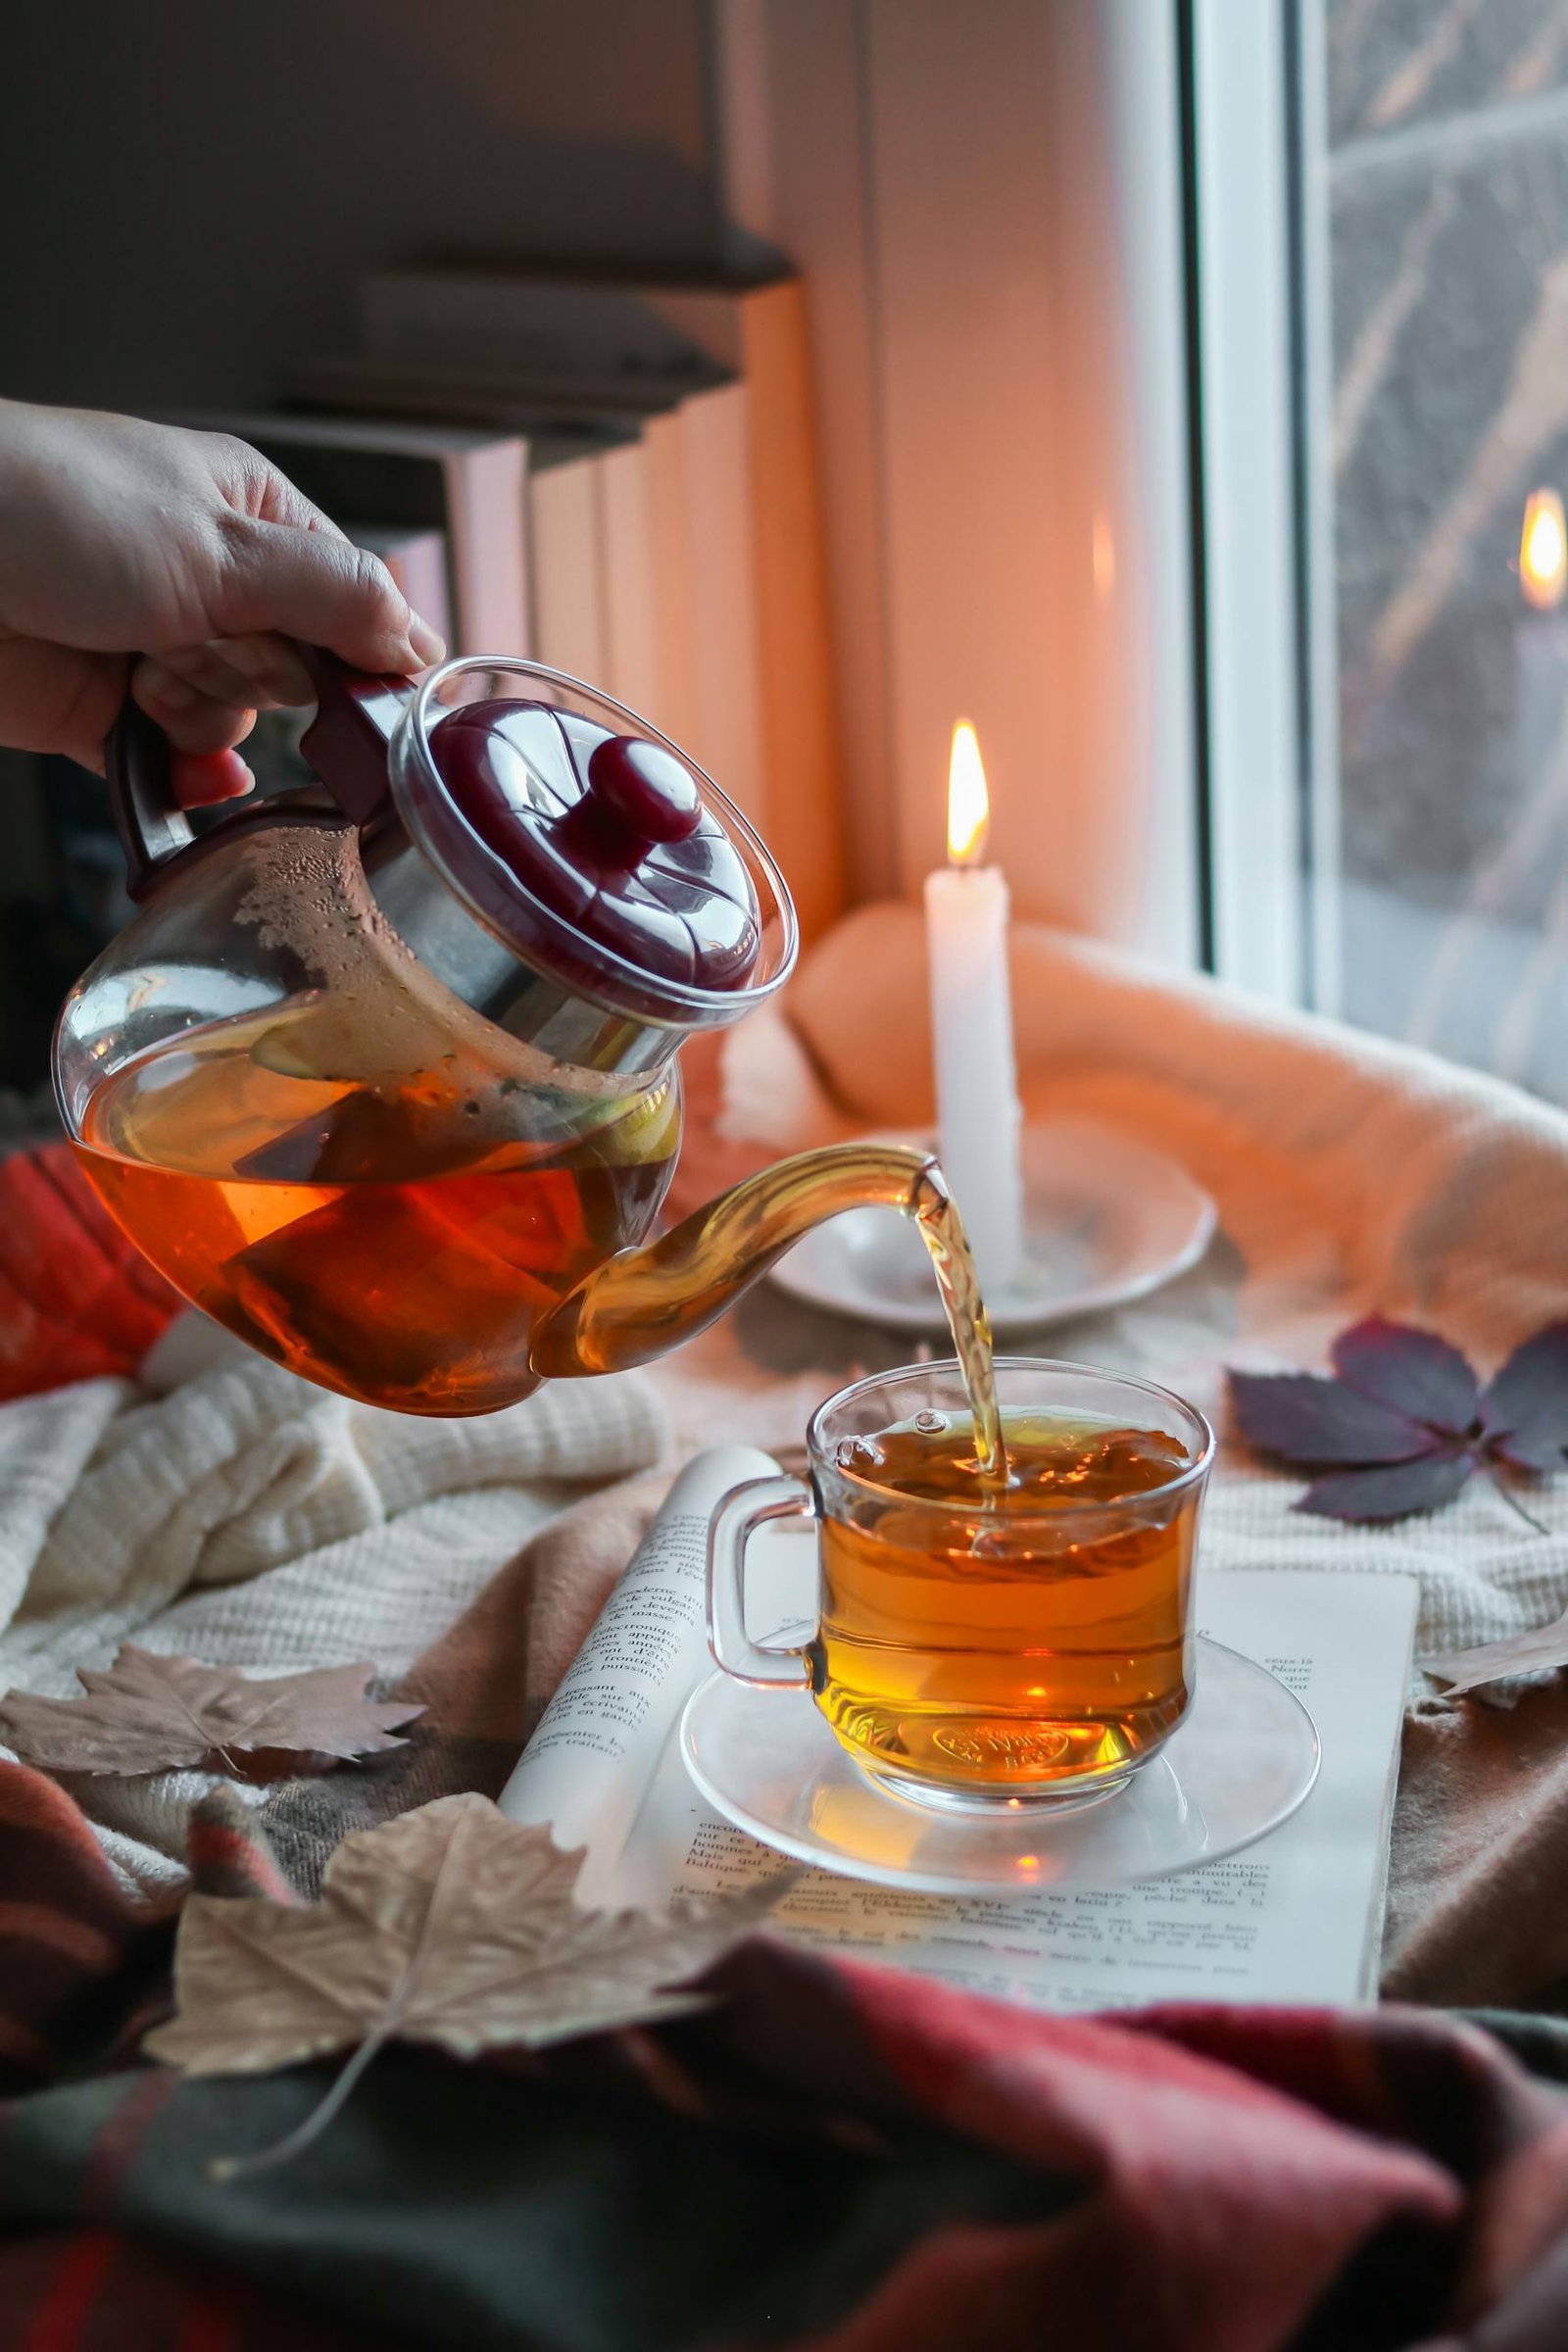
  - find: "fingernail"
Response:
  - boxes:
[172,750,255,808]
[149,671,198,711]
[408,614,447,665]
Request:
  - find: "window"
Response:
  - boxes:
[735,0,1568,1086]
[1286,0,1568,1100]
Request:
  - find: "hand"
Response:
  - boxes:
[0,401,446,807]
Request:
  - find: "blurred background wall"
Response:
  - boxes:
[0,0,1196,1106]
[0,0,733,413]
[0,0,743,1102]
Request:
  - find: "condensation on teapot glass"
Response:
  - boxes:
[57,811,682,1415]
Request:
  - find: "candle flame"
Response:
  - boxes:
[1521,488,1567,611]
[947,722,989,865]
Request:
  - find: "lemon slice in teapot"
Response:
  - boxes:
[596,1080,681,1166]
[248,1001,393,1086]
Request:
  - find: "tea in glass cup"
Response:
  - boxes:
[708,1358,1213,1810]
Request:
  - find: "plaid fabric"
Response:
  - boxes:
[0,1770,289,2096]
[0,1144,179,1401]
[4,1758,1568,2350]
[0,1762,171,2092]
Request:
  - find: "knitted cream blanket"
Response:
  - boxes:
[0,1314,666,1890]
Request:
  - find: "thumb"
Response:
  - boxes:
[205,515,446,674]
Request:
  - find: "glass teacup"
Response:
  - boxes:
[708,1357,1214,1812]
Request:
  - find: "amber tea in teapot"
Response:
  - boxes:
[73,999,681,1415]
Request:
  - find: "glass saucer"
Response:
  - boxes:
[679,1638,1319,1894]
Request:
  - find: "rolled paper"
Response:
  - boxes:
[498,1444,781,1900]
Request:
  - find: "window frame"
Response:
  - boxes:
[1184,0,1326,1010]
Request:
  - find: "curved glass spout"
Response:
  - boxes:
[529,1140,1005,1481]
[529,1142,934,1375]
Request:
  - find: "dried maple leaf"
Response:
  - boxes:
[1420,1610,1568,1696]
[1228,1316,1568,1525]
[146,1793,789,2177]
[0,1645,422,1777]
[149,1793,783,2074]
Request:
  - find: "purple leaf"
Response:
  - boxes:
[1489,1424,1568,1476]
[1228,1371,1436,1467]
[1297,1448,1475,1523]
[1481,1321,1568,1470]
[1330,1317,1479,1435]
[1230,1316,1568,1531]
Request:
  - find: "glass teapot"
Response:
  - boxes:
[53,651,943,1414]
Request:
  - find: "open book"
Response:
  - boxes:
[501,1447,1418,2009]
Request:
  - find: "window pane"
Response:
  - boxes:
[1305,0,1568,1100]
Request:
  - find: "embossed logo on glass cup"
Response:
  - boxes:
[931,1725,1074,1772]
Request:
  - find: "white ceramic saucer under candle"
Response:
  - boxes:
[681,1640,1319,1895]
[768,1115,1217,1337]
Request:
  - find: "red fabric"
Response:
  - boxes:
[847,1965,1455,2348]
[699,1944,1487,2350]
[718,1960,1568,2348]
[7,1944,1568,2348]
[5,1781,1568,2343]
[0,2232,387,2352]
[0,1765,174,2093]
[0,1145,179,1400]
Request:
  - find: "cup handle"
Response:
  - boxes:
[708,1474,815,1690]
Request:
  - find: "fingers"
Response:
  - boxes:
[145,632,317,711]
[130,659,257,806]
[0,632,253,807]
[0,635,251,803]
[133,659,259,757]
[132,626,338,766]
[171,749,255,808]
[208,512,447,675]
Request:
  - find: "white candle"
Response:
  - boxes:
[924,722,1026,1295]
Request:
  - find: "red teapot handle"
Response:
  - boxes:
[105,645,414,902]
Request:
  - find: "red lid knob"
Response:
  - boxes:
[587,735,702,845]
[426,698,760,991]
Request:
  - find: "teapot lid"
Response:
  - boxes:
[389,662,796,1033]
[100,645,796,1049]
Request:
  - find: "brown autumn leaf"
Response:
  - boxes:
[0,1644,422,1777]
[1421,1608,1568,1697]
[145,1794,790,2158]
